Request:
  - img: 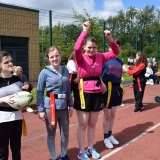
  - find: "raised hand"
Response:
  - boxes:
[83,21,91,32]
[104,30,113,42]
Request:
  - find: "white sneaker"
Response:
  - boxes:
[120,103,124,106]
[108,135,119,145]
[104,138,113,149]
[146,80,150,85]
[26,107,34,112]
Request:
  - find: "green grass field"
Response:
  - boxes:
[122,73,133,81]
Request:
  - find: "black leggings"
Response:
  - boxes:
[133,83,146,109]
[0,120,22,160]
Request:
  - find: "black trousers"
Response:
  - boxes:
[0,120,22,160]
[71,74,80,109]
[149,75,159,84]
[133,82,146,109]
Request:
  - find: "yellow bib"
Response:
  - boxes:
[106,82,112,107]
[79,78,86,109]
[22,112,27,136]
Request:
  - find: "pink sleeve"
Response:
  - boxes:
[101,41,119,63]
[74,31,88,65]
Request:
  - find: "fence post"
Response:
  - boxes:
[136,28,138,53]
[102,20,106,52]
[156,34,159,68]
[49,10,52,46]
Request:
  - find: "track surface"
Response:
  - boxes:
[8,84,160,160]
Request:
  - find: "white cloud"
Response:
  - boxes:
[0,0,126,26]
[0,0,124,18]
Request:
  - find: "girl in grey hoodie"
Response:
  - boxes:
[36,46,74,160]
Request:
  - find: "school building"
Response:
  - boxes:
[0,3,40,81]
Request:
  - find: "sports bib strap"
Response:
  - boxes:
[83,76,100,81]
[79,78,86,109]
[120,83,125,99]
[22,112,27,136]
[137,78,142,92]
[69,74,72,83]
[106,82,112,108]
[50,93,56,128]
[46,92,66,99]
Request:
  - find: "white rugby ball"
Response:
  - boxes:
[9,91,33,110]
[122,64,129,71]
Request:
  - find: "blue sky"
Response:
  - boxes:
[0,0,160,19]
[94,0,160,11]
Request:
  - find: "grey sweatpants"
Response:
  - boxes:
[45,108,69,159]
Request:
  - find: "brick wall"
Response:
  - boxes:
[0,4,39,81]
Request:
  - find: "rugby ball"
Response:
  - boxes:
[9,91,33,110]
[122,64,129,71]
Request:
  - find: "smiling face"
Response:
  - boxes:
[84,41,97,56]
[48,49,61,68]
[0,55,13,73]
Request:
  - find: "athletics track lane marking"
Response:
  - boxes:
[99,122,160,160]
[21,95,154,143]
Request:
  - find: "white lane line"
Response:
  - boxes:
[21,95,155,143]
[99,122,160,160]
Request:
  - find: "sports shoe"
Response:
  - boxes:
[59,155,70,160]
[134,108,140,113]
[104,138,113,149]
[120,103,124,106]
[108,135,119,145]
[77,151,90,160]
[146,80,150,85]
[140,106,144,110]
[86,147,101,159]
[26,107,34,112]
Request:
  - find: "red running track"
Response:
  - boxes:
[8,84,160,160]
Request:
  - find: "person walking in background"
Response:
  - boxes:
[74,21,119,160]
[0,51,24,160]
[13,66,34,112]
[36,46,74,160]
[101,40,123,149]
[13,66,28,84]
[124,51,148,113]
[67,52,80,110]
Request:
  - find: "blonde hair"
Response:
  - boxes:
[13,66,22,75]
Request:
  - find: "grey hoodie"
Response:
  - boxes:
[36,65,73,112]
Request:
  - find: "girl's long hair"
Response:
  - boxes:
[135,51,148,67]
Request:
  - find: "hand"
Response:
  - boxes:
[83,21,91,32]
[39,112,46,121]
[123,67,128,73]
[0,95,14,105]
[104,30,113,42]
[22,84,30,90]
[68,107,74,117]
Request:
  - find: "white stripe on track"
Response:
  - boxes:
[21,95,155,143]
[99,122,160,160]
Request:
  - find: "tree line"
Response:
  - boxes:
[39,5,160,66]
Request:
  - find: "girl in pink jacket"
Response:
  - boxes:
[74,21,119,160]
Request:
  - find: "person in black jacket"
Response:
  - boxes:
[0,51,24,160]
[124,52,148,113]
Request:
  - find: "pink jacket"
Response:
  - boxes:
[74,31,119,93]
